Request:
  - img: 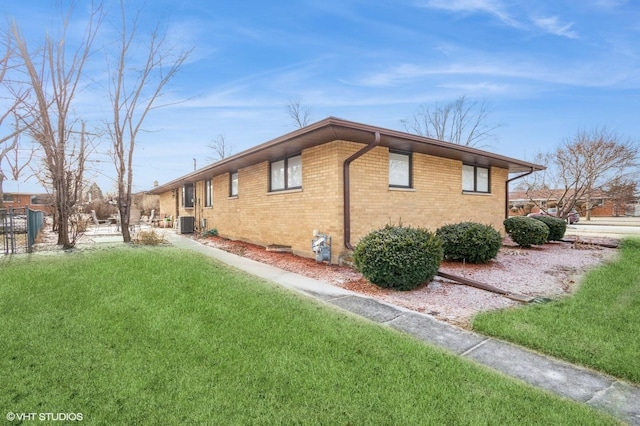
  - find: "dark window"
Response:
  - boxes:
[462,165,490,193]
[389,151,411,188]
[270,154,302,191]
[30,194,52,205]
[204,179,213,207]
[183,183,195,207]
[2,193,14,202]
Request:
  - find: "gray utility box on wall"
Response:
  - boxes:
[178,216,195,234]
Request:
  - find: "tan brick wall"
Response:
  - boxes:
[157,191,177,221]
[347,146,507,246]
[158,140,509,262]
[194,141,346,262]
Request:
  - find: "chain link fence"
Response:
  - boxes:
[1,207,45,255]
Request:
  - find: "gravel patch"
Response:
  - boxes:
[197,235,619,329]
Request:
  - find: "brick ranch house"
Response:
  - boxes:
[148,117,544,263]
[1,180,54,215]
[509,189,622,217]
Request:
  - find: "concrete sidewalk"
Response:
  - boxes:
[161,230,640,425]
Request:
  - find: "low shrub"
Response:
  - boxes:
[353,224,443,291]
[436,222,502,263]
[133,230,166,245]
[503,216,549,247]
[530,215,567,241]
[203,228,219,237]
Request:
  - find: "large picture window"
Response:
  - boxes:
[182,183,194,207]
[462,165,490,193]
[204,179,213,207]
[389,151,411,188]
[270,154,302,191]
[230,172,238,197]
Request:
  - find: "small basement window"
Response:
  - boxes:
[462,165,490,193]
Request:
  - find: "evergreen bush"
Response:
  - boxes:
[436,222,502,263]
[530,215,567,241]
[353,225,443,291]
[203,228,219,237]
[503,216,549,247]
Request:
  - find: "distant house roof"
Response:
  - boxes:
[149,116,545,194]
[3,180,49,194]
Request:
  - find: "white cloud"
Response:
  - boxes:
[419,0,522,28]
[533,16,579,39]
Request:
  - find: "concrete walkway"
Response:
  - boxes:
[161,230,640,425]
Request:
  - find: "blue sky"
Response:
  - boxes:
[2,0,639,193]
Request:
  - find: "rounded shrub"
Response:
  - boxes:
[530,215,567,241]
[503,216,549,247]
[353,224,443,291]
[436,222,502,263]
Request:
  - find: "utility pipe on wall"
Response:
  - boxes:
[504,168,535,219]
[343,131,381,250]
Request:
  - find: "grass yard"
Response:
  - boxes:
[0,247,619,424]
[474,238,640,384]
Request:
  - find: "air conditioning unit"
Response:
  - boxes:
[178,216,195,234]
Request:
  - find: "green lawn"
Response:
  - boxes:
[474,238,640,384]
[0,247,619,424]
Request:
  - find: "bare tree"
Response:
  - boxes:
[522,127,638,221]
[0,31,33,206]
[604,177,637,217]
[10,5,104,248]
[206,133,234,162]
[401,96,500,147]
[106,0,191,243]
[287,99,311,128]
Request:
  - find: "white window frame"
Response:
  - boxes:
[230,172,238,197]
[204,179,213,207]
[389,151,411,188]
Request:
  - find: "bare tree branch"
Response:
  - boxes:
[206,133,234,162]
[106,0,192,243]
[0,29,35,205]
[401,96,501,147]
[10,3,105,248]
[520,127,638,221]
[287,99,311,128]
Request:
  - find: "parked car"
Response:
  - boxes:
[528,208,580,224]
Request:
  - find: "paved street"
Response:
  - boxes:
[565,216,640,240]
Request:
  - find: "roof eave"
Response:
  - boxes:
[148,117,544,194]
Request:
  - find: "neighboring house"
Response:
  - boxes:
[1,180,54,215]
[149,117,544,263]
[509,189,619,217]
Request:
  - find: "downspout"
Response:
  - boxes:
[505,168,535,219]
[344,131,381,250]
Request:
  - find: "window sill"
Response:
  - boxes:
[462,191,491,196]
[267,188,303,196]
[228,196,238,200]
[389,187,416,192]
